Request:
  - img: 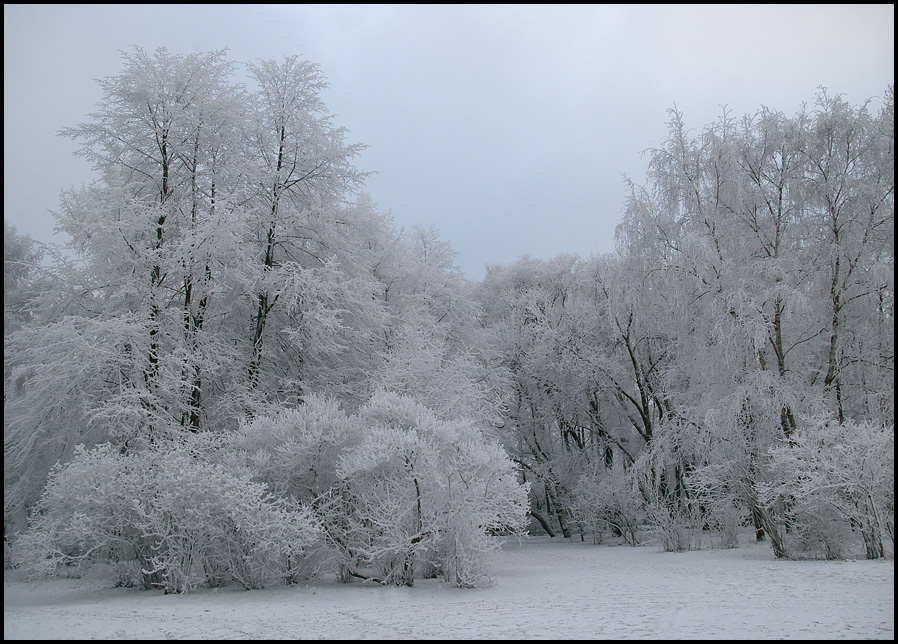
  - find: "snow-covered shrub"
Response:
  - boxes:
[328,392,529,587]
[631,433,701,552]
[10,444,149,583]
[765,418,894,560]
[227,394,360,580]
[11,439,322,592]
[142,447,322,592]
[644,500,701,552]
[228,392,528,588]
[569,463,644,545]
[687,460,754,549]
[423,410,531,587]
[706,501,748,549]
[789,503,854,560]
[229,394,357,502]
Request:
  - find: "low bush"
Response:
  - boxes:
[11,438,322,593]
[765,418,894,560]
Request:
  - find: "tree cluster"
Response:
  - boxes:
[4,47,893,595]
[474,89,893,559]
[4,48,525,590]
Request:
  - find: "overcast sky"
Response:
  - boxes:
[4,4,894,280]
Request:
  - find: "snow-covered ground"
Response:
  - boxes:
[4,534,893,640]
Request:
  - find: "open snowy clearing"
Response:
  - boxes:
[4,534,893,640]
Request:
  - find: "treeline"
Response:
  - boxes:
[3,48,893,593]
[477,89,894,559]
[4,47,526,590]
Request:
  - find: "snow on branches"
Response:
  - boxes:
[235,392,529,588]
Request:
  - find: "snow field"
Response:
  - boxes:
[4,534,893,640]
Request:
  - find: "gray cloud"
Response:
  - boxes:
[4,4,893,279]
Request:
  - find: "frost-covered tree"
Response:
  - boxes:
[4,48,401,533]
[3,221,45,335]
[56,47,246,434]
[476,255,598,538]
[796,89,895,423]
[239,56,381,408]
[5,48,246,531]
[370,223,498,425]
[617,88,893,555]
[475,87,892,557]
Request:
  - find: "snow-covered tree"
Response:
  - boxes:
[615,88,893,555]
[4,48,398,532]
[239,56,377,406]
[3,221,45,335]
